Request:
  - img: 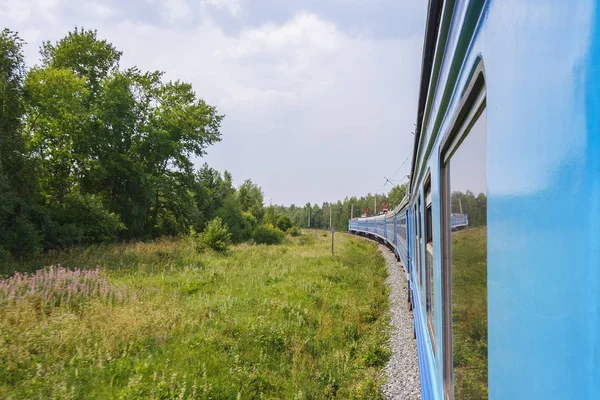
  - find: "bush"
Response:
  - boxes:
[253,224,284,245]
[275,215,293,232]
[241,211,257,238]
[201,217,232,252]
[287,226,301,237]
[217,196,255,243]
[0,177,42,259]
[8,214,42,259]
[33,193,124,249]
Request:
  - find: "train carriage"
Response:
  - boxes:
[350,0,600,398]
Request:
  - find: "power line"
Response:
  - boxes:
[374,179,388,193]
[393,154,411,177]
[385,174,410,185]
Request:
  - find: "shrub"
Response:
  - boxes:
[217,196,256,243]
[275,215,293,232]
[241,211,257,239]
[37,193,124,249]
[201,217,232,252]
[253,224,284,245]
[287,226,301,237]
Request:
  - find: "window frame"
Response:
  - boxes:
[440,63,487,400]
[416,196,424,301]
[424,175,435,351]
[413,203,420,294]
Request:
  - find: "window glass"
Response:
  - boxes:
[399,216,406,241]
[425,181,435,349]
[414,206,420,289]
[417,199,424,296]
[448,108,487,398]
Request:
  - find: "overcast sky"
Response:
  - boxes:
[2,0,427,206]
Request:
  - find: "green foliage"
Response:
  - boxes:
[359,342,392,367]
[451,190,487,227]
[263,184,408,233]
[50,193,124,247]
[275,214,293,232]
[287,226,301,237]
[216,195,253,243]
[262,205,278,226]
[40,27,121,95]
[0,29,27,190]
[8,214,42,259]
[0,232,390,398]
[238,179,264,221]
[0,28,233,258]
[451,227,488,399]
[200,217,232,252]
[253,224,285,245]
[387,184,407,208]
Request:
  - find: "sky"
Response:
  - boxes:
[1,0,427,206]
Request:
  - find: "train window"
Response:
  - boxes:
[424,178,435,350]
[417,197,424,299]
[414,204,420,293]
[442,104,487,399]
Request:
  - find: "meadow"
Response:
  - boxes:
[451,226,488,399]
[0,231,391,399]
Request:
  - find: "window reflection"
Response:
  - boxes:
[449,108,487,399]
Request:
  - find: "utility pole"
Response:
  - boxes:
[329,204,332,229]
[351,204,354,219]
[374,195,377,215]
[331,227,334,255]
[459,197,463,214]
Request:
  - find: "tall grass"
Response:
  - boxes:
[0,266,133,311]
[0,231,390,399]
[451,226,488,399]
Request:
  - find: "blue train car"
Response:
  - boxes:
[450,213,468,230]
[350,0,600,398]
[349,198,410,269]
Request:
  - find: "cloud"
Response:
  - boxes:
[202,0,242,17]
[7,2,425,205]
[89,2,116,18]
[162,0,192,22]
[0,0,32,23]
[1,0,62,23]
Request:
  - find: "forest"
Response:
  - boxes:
[0,27,410,264]
[268,183,407,232]
[0,28,282,262]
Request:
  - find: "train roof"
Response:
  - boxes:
[410,0,445,196]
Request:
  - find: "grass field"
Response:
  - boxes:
[0,231,391,399]
[451,226,488,399]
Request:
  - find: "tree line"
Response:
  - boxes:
[0,26,413,261]
[268,183,407,232]
[0,28,298,261]
[451,190,487,227]
[269,186,488,233]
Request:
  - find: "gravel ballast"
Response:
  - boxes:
[379,244,421,399]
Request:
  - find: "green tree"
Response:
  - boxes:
[0,29,42,258]
[200,217,232,252]
[388,184,407,209]
[40,28,121,96]
[276,214,293,232]
[238,179,264,221]
[24,67,89,200]
[0,29,27,190]
[217,195,253,243]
